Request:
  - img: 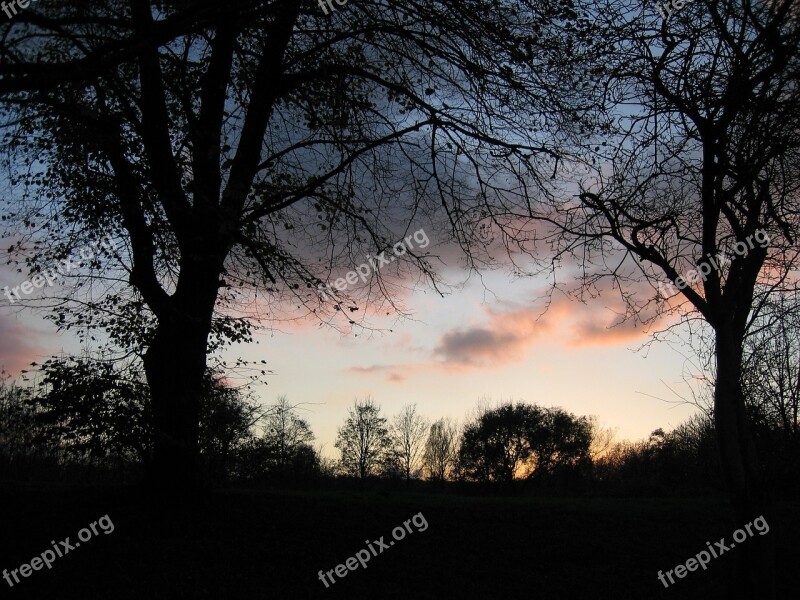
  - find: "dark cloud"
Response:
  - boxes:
[434,327,522,365]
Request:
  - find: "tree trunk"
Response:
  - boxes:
[714,324,775,599]
[142,258,222,490]
[143,316,205,489]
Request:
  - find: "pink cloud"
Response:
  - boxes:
[0,313,47,376]
[348,364,407,383]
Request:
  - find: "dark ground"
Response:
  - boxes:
[1,484,797,599]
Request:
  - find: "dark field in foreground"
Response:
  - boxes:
[1,485,797,599]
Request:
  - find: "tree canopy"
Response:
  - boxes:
[458,402,592,483]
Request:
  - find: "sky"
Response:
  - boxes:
[0,244,706,459]
[229,270,703,457]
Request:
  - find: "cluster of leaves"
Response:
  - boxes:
[32,356,152,463]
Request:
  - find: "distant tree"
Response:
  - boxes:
[742,289,800,441]
[260,395,315,475]
[314,446,338,479]
[379,447,406,480]
[423,418,459,481]
[588,417,617,462]
[240,435,320,480]
[529,408,593,480]
[390,404,429,483]
[459,404,539,483]
[335,396,392,479]
[593,414,722,496]
[289,443,321,473]
[198,373,267,482]
[458,403,591,483]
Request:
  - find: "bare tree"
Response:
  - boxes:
[390,404,428,483]
[588,417,617,463]
[423,418,458,481]
[427,2,797,592]
[743,288,800,440]
[261,395,314,473]
[335,396,391,479]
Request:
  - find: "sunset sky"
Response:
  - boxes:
[0,243,705,458]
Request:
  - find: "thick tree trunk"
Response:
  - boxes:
[142,257,222,490]
[714,324,775,599]
[143,314,207,489]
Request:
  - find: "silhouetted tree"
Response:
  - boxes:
[588,416,617,463]
[260,394,315,475]
[390,403,428,483]
[529,407,593,480]
[422,418,458,481]
[335,396,391,479]
[743,288,800,440]
[33,356,152,464]
[741,288,800,497]
[197,372,267,482]
[593,414,721,496]
[458,403,591,484]
[459,403,537,483]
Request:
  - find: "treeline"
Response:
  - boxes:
[0,357,320,484]
[333,398,593,490]
[1,356,798,498]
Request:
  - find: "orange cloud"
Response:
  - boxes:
[433,289,667,368]
[567,311,655,347]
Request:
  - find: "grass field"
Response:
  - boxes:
[1,484,797,599]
